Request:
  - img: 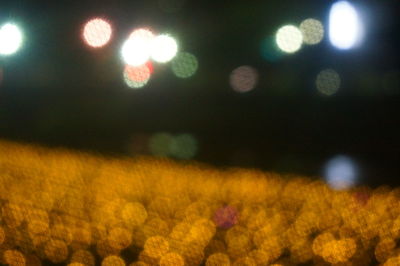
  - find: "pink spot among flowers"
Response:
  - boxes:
[213,205,238,229]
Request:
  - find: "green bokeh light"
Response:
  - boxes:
[171,52,198,79]
[148,133,174,157]
[170,134,198,159]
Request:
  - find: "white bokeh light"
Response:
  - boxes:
[276,25,303,53]
[151,34,178,63]
[0,23,23,55]
[324,155,358,190]
[121,28,154,66]
[329,1,363,50]
[82,18,112,48]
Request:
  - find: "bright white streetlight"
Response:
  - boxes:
[0,23,23,55]
[329,1,363,50]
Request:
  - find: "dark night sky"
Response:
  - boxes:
[0,0,400,187]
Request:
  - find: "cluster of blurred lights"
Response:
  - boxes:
[80,19,182,89]
[272,1,363,54]
[120,27,179,89]
[1,1,368,97]
[274,17,324,54]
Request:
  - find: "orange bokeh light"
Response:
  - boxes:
[123,63,153,89]
[82,18,112,48]
[124,64,151,83]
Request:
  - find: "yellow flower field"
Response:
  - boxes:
[0,140,398,265]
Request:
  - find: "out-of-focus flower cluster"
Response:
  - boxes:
[0,140,399,265]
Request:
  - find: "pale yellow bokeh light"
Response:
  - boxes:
[276,25,303,53]
[316,69,341,96]
[300,18,324,45]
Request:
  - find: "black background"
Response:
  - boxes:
[0,0,399,187]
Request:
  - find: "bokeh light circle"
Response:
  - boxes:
[123,64,152,89]
[149,133,174,157]
[276,25,303,53]
[171,52,198,78]
[151,34,178,63]
[170,134,198,159]
[229,65,258,93]
[300,18,324,45]
[316,69,341,96]
[122,28,155,66]
[329,1,363,50]
[0,23,23,55]
[324,155,358,190]
[82,18,112,48]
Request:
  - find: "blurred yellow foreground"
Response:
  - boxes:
[0,140,399,266]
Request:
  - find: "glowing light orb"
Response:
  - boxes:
[122,28,154,66]
[275,25,303,53]
[171,52,198,78]
[324,155,358,190]
[151,34,178,63]
[0,23,23,55]
[329,1,363,50]
[82,18,112,48]
[229,65,258,93]
[316,69,341,96]
[123,63,152,89]
[170,134,198,159]
[300,18,324,45]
